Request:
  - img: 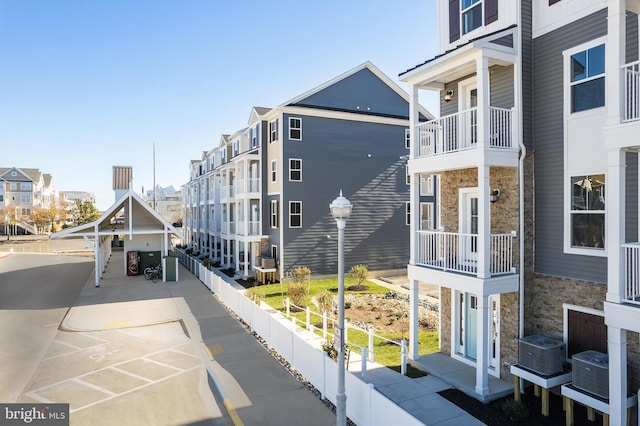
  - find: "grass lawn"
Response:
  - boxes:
[250,277,439,375]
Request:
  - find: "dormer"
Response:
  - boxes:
[440,0,518,53]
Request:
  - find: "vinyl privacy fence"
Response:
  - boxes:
[176,251,423,426]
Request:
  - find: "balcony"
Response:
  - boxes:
[415,107,513,158]
[623,61,640,123]
[622,243,640,305]
[235,178,260,196]
[237,220,260,237]
[416,230,516,277]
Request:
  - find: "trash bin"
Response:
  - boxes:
[139,251,161,270]
[164,256,178,281]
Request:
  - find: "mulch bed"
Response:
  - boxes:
[439,388,596,425]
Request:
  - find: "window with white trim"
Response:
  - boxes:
[405,129,410,149]
[406,202,410,225]
[289,117,302,140]
[289,159,302,182]
[570,44,605,113]
[420,175,434,196]
[570,174,605,249]
[20,193,31,203]
[289,201,302,228]
[462,0,482,35]
[251,125,258,148]
[271,160,277,183]
[270,200,279,228]
[233,139,240,157]
[406,165,410,185]
[10,183,17,190]
[20,182,32,190]
[420,202,435,230]
[270,119,279,143]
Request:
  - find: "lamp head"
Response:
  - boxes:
[330,190,352,221]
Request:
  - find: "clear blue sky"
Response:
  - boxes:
[0,1,438,211]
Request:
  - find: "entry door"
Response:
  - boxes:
[465,293,478,359]
[459,79,478,148]
[460,190,479,264]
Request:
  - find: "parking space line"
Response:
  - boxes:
[72,378,118,397]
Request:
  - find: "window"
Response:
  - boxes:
[289,117,302,140]
[20,193,31,203]
[406,165,410,185]
[406,202,411,225]
[0,195,3,202]
[289,201,302,228]
[570,44,605,113]
[10,183,17,190]
[22,208,30,216]
[289,159,302,181]
[271,160,277,183]
[405,129,410,149]
[270,200,279,228]
[421,202,435,230]
[570,174,605,249]
[233,140,240,157]
[20,182,32,190]
[270,119,279,143]
[462,0,482,35]
[420,175,434,196]
[251,125,258,148]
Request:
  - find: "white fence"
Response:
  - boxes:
[176,251,423,426]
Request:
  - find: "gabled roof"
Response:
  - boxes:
[281,61,433,120]
[51,189,184,239]
[0,167,41,182]
[247,107,271,126]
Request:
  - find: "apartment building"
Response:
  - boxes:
[401,1,640,423]
[0,167,55,234]
[183,62,432,280]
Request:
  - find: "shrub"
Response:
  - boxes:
[349,264,368,286]
[322,339,338,361]
[313,289,334,314]
[287,281,308,307]
[185,248,193,255]
[291,266,311,290]
[502,398,529,423]
[246,286,264,304]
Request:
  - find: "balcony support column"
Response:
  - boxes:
[409,279,419,360]
[478,165,491,279]
[475,294,489,396]
[476,55,490,149]
[607,325,628,426]
[606,0,625,127]
[606,149,626,303]
[409,84,420,266]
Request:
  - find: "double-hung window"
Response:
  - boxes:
[271,160,277,183]
[20,193,31,203]
[289,117,302,140]
[570,174,605,249]
[462,0,482,35]
[270,200,279,228]
[570,44,605,113]
[289,201,302,228]
[405,129,410,149]
[270,119,279,143]
[251,125,258,148]
[20,182,32,190]
[289,159,302,182]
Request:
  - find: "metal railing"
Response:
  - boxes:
[623,61,640,122]
[415,106,513,158]
[415,230,515,276]
[623,242,640,305]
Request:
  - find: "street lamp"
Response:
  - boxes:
[329,190,352,426]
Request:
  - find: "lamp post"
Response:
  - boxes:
[329,190,352,426]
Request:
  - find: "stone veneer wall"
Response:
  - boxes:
[526,273,640,391]
[436,165,522,380]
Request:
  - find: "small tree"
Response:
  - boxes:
[314,289,334,314]
[287,266,311,307]
[348,264,369,291]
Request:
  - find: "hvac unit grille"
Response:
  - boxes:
[518,335,565,375]
[572,350,609,399]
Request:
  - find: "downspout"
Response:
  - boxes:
[516,0,526,343]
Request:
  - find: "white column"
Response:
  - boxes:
[409,84,420,266]
[606,149,626,303]
[607,326,628,426]
[475,294,489,395]
[606,0,625,127]
[409,279,419,360]
[476,55,489,149]
[478,165,491,279]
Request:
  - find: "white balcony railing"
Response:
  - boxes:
[237,220,260,236]
[623,61,640,122]
[415,106,513,158]
[416,230,515,276]
[623,242,640,305]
